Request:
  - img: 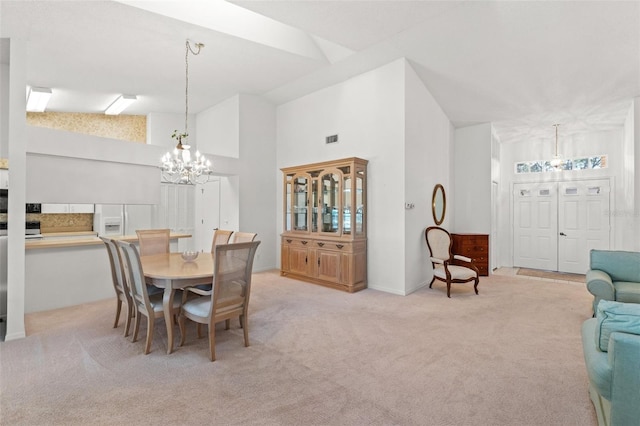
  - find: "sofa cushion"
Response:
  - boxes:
[614,281,640,304]
[582,318,612,401]
[590,250,640,283]
[595,300,640,352]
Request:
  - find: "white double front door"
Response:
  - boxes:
[513,179,610,274]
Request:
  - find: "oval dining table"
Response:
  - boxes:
[140,252,214,354]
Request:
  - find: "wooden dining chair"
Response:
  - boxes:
[116,240,181,354]
[211,229,234,252]
[229,231,257,243]
[178,241,261,361]
[136,228,170,256]
[100,236,133,337]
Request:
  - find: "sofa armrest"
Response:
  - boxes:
[587,269,615,300]
[607,331,640,425]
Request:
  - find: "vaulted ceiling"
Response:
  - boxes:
[2,0,639,143]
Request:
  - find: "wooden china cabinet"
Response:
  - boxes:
[280,157,368,293]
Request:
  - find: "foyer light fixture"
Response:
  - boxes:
[161,40,213,185]
[105,94,137,115]
[550,124,563,170]
[26,87,52,112]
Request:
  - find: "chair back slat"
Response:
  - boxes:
[117,240,151,308]
[229,232,257,244]
[136,229,170,256]
[210,241,260,321]
[211,229,234,253]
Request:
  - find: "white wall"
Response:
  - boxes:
[5,38,27,341]
[237,94,277,270]
[192,94,276,272]
[277,58,406,294]
[147,112,196,149]
[453,123,492,233]
[633,98,640,251]
[197,95,239,158]
[623,101,637,250]
[0,61,8,158]
[404,61,453,294]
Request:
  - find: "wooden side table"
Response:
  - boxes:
[451,233,489,276]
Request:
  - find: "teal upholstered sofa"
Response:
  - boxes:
[581,301,640,426]
[586,250,640,314]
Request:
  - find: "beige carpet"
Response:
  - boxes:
[0,270,596,426]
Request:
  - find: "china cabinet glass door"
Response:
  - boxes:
[320,171,340,234]
[293,175,309,231]
[355,167,365,235]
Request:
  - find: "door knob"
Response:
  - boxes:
[559,232,566,236]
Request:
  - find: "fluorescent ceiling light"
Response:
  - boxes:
[26,87,52,112]
[105,94,137,115]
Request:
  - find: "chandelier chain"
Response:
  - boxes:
[184,40,203,136]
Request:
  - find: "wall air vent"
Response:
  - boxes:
[325,134,338,144]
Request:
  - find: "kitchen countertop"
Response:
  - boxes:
[25,232,192,250]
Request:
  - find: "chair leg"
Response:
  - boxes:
[123,302,133,337]
[225,319,230,330]
[144,316,154,355]
[132,310,141,343]
[208,324,216,362]
[197,323,203,339]
[446,281,451,298]
[242,315,249,347]
[113,299,122,328]
[474,277,479,295]
[178,314,187,347]
[429,277,435,288]
[239,316,244,329]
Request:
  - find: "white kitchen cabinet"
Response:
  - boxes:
[42,203,94,214]
[0,169,8,189]
[69,204,94,213]
[42,203,69,213]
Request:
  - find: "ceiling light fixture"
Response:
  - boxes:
[161,40,213,185]
[26,87,52,112]
[550,124,563,170]
[105,94,137,115]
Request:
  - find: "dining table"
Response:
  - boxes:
[140,252,214,354]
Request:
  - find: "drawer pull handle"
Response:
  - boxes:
[286,239,292,243]
[336,244,344,249]
[302,240,308,245]
[318,242,325,247]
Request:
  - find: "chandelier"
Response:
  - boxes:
[161,40,214,185]
[550,123,563,170]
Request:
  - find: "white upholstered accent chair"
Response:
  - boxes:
[425,226,479,298]
[117,240,181,354]
[178,241,260,361]
[100,236,133,337]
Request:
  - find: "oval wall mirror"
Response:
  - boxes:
[432,184,446,225]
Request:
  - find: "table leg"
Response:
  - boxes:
[163,286,175,354]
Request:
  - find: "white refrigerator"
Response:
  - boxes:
[94,204,155,237]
